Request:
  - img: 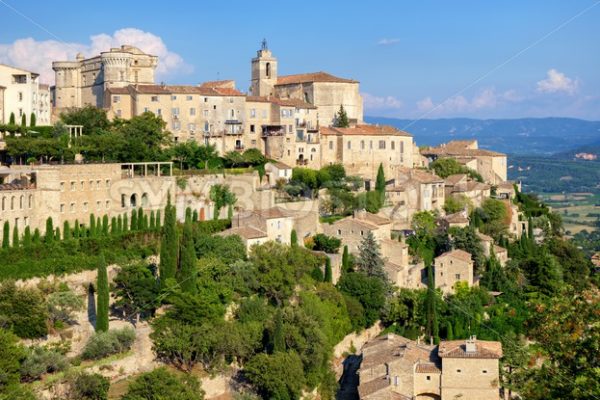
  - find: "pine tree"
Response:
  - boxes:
[290,229,298,248]
[23,226,32,247]
[32,228,41,244]
[63,221,71,240]
[342,245,350,273]
[356,231,386,281]
[89,214,96,237]
[2,221,9,249]
[30,113,36,127]
[192,209,198,222]
[12,226,19,247]
[131,210,138,231]
[20,114,26,127]
[159,195,178,287]
[149,211,156,229]
[44,217,54,243]
[334,105,350,128]
[324,257,332,283]
[95,254,109,332]
[8,112,15,125]
[102,215,109,236]
[74,220,80,238]
[272,310,285,353]
[178,221,197,294]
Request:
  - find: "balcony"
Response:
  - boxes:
[296,158,308,166]
[262,125,285,137]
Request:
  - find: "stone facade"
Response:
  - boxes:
[434,249,474,295]
[0,64,51,126]
[358,334,502,400]
[52,46,158,111]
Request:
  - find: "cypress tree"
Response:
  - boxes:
[446,321,454,340]
[2,221,9,249]
[73,220,80,238]
[44,217,54,243]
[425,264,439,342]
[30,112,36,127]
[96,217,101,235]
[102,215,109,236]
[192,209,198,222]
[89,214,96,237]
[150,210,156,229]
[143,214,149,231]
[342,245,350,273]
[375,163,386,207]
[178,221,197,294]
[12,226,19,247]
[290,229,298,248]
[155,210,161,228]
[32,228,41,244]
[123,214,129,233]
[63,221,71,240]
[131,209,138,231]
[55,228,61,241]
[95,254,109,332]
[272,310,285,353]
[228,204,233,220]
[20,114,26,127]
[110,217,117,235]
[324,257,332,283]
[117,215,123,234]
[185,207,192,223]
[137,208,144,230]
[8,112,15,125]
[159,195,178,286]
[23,226,32,247]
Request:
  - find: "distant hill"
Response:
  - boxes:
[364,116,600,156]
[552,140,600,161]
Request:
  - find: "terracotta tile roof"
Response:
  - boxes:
[254,206,295,219]
[198,79,235,89]
[465,181,491,192]
[321,124,412,137]
[494,245,508,255]
[39,83,50,90]
[276,71,358,85]
[267,161,292,169]
[409,169,444,184]
[477,232,494,242]
[436,249,473,263]
[131,84,244,97]
[358,376,390,398]
[438,339,502,359]
[415,362,441,373]
[445,174,468,186]
[270,97,317,109]
[218,226,267,240]
[444,213,469,224]
[107,87,130,94]
[360,212,391,226]
[422,145,505,157]
[245,96,271,103]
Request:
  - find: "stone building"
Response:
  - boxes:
[434,249,474,294]
[0,162,173,242]
[421,140,507,185]
[444,173,491,208]
[52,45,158,111]
[358,333,502,400]
[0,64,51,126]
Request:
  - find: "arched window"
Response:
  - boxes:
[266,62,271,78]
[121,194,126,208]
[11,196,15,210]
[20,195,24,209]
[130,194,137,208]
[1,197,5,211]
[28,194,33,208]
[141,193,149,207]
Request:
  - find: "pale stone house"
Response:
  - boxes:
[478,231,509,266]
[264,161,293,184]
[421,140,507,185]
[442,211,470,229]
[434,249,474,295]
[358,333,502,400]
[444,173,491,208]
[216,226,268,251]
[322,210,392,254]
[0,64,51,126]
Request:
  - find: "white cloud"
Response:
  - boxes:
[362,92,403,111]
[416,87,522,115]
[536,69,578,95]
[377,38,400,46]
[0,28,190,84]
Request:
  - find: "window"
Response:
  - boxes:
[204,97,208,102]
[172,107,180,116]
[400,141,404,153]
[151,96,159,102]
[96,180,101,189]
[157,109,162,115]
[186,95,193,101]
[83,202,88,212]
[116,109,122,117]
[230,109,235,118]
[18,92,23,101]
[426,376,431,381]
[190,107,196,116]
[329,141,333,150]
[250,124,255,133]
[80,181,84,190]
[60,182,65,191]
[337,229,342,235]
[188,123,196,132]
[70,202,75,212]
[360,230,364,236]
[106,179,110,188]
[213,105,216,110]
[455,274,461,280]
[172,121,181,130]
[266,62,271,77]
[204,121,209,132]
[203,110,208,117]
[70,181,76,191]
[121,194,126,208]
[391,141,395,150]
[96,201,101,209]
[347,141,351,150]
[456,369,462,373]
[361,140,365,150]
[171,95,177,100]
[379,140,386,149]
[60,204,65,213]
[144,107,149,113]
[250,108,256,118]
[113,95,120,103]
[482,370,488,374]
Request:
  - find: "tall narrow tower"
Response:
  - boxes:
[250,39,277,97]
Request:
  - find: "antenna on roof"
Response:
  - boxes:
[261,38,268,50]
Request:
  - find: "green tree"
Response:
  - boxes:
[338,272,386,327]
[160,195,178,286]
[32,228,41,244]
[60,105,110,135]
[122,367,204,400]
[95,254,109,332]
[22,226,31,247]
[29,113,36,127]
[20,114,26,127]
[0,282,48,338]
[89,214,96,237]
[68,372,109,400]
[63,220,71,240]
[355,231,386,281]
[334,104,350,128]
[11,226,19,248]
[192,209,198,222]
[8,112,15,125]
[137,208,145,230]
[123,213,128,233]
[130,209,138,231]
[341,245,350,273]
[178,221,197,295]
[245,352,305,400]
[209,184,237,220]
[271,309,286,353]
[149,210,156,229]
[74,220,80,238]
[1,222,8,249]
[102,215,109,236]
[0,329,26,391]
[44,217,54,243]
[425,265,439,342]
[290,229,298,248]
[310,233,341,253]
[113,263,159,321]
[324,258,333,283]
[110,217,117,235]
[375,163,386,206]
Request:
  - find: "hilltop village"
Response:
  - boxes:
[0,43,595,400]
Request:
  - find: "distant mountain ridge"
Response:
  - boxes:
[364,116,600,156]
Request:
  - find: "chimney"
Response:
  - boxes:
[465,335,477,353]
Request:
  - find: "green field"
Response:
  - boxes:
[540,192,600,235]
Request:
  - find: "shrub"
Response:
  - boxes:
[310,233,342,254]
[68,372,110,400]
[81,327,135,360]
[47,289,84,325]
[121,367,204,400]
[20,346,69,382]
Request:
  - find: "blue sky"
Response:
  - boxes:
[1,0,599,119]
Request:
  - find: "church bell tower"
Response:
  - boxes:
[250,39,277,97]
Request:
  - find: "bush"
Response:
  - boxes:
[68,372,110,400]
[20,345,69,382]
[310,233,342,254]
[47,288,84,325]
[81,328,135,360]
[122,367,204,400]
[0,281,48,338]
